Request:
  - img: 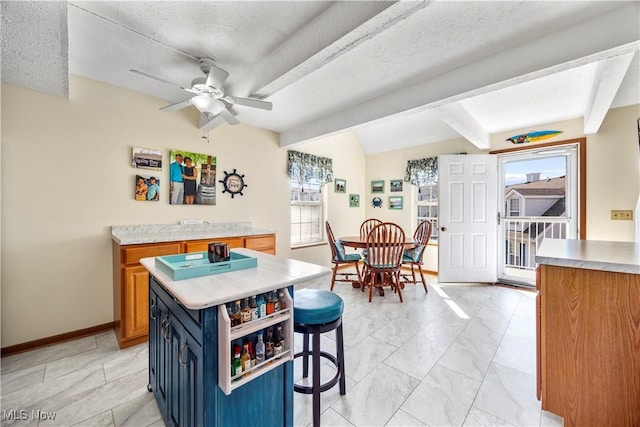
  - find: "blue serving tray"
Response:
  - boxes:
[155,251,257,281]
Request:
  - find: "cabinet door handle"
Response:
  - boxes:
[150,299,157,320]
[178,340,188,368]
[161,316,171,341]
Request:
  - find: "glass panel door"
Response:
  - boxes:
[497,145,578,286]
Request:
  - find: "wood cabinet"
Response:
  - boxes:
[536,264,640,426]
[113,234,275,348]
[149,275,292,427]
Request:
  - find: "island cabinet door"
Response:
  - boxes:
[168,314,204,427]
[155,296,171,419]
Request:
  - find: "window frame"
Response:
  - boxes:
[415,182,439,241]
[290,178,325,248]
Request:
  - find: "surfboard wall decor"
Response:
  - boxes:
[506,130,563,144]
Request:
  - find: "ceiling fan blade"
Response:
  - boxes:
[219,108,241,125]
[160,98,193,112]
[225,96,272,111]
[199,113,225,130]
[205,64,230,89]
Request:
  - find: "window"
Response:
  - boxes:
[287,150,333,247]
[417,183,438,240]
[406,156,438,241]
[508,198,520,216]
[290,178,324,246]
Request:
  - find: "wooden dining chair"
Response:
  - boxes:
[325,221,362,291]
[359,218,383,239]
[362,222,406,302]
[401,220,432,293]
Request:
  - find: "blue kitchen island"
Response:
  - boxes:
[140,249,330,427]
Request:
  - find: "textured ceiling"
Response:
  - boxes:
[2,1,639,154]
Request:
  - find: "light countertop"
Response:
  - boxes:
[112,222,275,245]
[535,239,640,274]
[140,248,331,310]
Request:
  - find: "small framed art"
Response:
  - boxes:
[389,196,403,209]
[335,179,346,193]
[371,180,384,193]
[390,179,403,192]
[349,194,360,207]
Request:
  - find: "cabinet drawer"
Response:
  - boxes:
[122,243,182,265]
[184,237,244,253]
[244,235,275,253]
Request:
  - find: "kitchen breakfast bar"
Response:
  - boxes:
[138,247,330,427]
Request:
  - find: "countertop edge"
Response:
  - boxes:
[112,227,275,245]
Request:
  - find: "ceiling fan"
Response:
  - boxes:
[131,58,272,128]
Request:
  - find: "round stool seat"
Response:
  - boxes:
[294,289,344,325]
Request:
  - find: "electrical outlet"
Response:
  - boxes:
[611,210,633,221]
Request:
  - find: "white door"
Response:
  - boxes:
[438,154,498,283]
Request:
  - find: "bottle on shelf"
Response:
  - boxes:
[231,300,242,327]
[257,293,266,318]
[274,324,284,355]
[241,343,251,372]
[248,340,256,367]
[241,297,252,323]
[232,345,242,377]
[278,290,287,310]
[266,292,275,315]
[265,327,275,359]
[255,332,265,364]
[249,296,258,321]
[274,291,280,312]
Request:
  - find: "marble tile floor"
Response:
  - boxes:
[0,277,564,427]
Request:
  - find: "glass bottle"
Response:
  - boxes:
[274,324,284,355]
[249,296,258,321]
[232,345,242,378]
[278,290,287,310]
[265,327,274,359]
[241,297,252,323]
[274,291,280,312]
[257,293,266,318]
[266,292,275,315]
[231,300,242,326]
[255,332,265,364]
[241,343,251,372]
[248,340,256,367]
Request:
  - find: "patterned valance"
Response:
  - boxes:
[404,156,438,186]
[287,150,334,187]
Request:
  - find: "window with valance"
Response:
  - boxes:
[405,156,439,240]
[287,150,333,247]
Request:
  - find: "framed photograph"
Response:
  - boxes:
[132,147,162,170]
[349,194,360,207]
[388,196,403,210]
[135,175,160,201]
[390,179,403,192]
[371,180,384,193]
[169,150,217,205]
[335,179,346,193]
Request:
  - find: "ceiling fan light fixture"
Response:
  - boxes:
[192,95,225,115]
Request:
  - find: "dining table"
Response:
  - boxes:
[338,235,418,296]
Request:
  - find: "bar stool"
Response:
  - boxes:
[293,289,346,427]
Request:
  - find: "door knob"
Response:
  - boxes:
[440,226,447,232]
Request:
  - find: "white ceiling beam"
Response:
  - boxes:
[432,103,489,149]
[583,52,636,134]
[281,3,640,147]
[231,1,430,97]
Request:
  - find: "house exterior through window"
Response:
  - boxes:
[290,178,323,246]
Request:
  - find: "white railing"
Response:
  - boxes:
[502,217,569,275]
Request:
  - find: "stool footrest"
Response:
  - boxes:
[293,350,341,394]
